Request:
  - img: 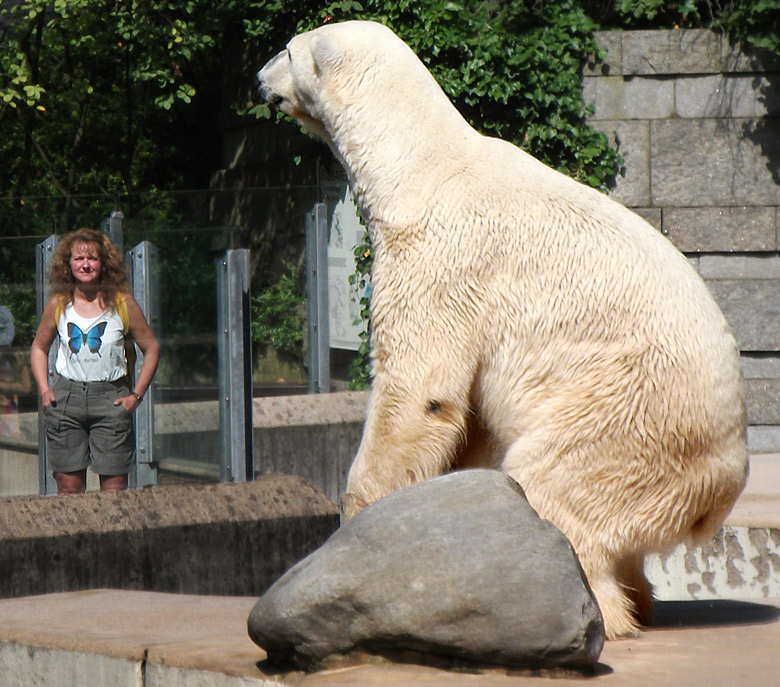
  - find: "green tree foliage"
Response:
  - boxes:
[723,1,780,56]
[0,0,279,234]
[4,0,769,240]
[298,0,621,188]
[250,260,306,358]
[1,0,775,367]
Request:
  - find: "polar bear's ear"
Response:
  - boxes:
[309,33,342,75]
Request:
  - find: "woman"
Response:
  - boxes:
[31,228,160,494]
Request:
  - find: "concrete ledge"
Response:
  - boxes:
[0,474,339,600]
[252,391,368,427]
[149,391,370,501]
[647,454,780,600]
[253,391,369,502]
[0,590,778,686]
[0,591,267,687]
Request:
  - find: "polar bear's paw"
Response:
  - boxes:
[588,578,641,639]
[588,563,656,640]
[340,492,369,522]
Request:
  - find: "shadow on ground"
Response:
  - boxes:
[255,646,616,680]
[252,600,780,681]
[653,599,780,629]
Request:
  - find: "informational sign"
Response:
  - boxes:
[321,180,369,351]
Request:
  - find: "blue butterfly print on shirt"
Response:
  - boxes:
[67,321,107,356]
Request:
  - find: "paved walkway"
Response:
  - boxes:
[0,454,777,687]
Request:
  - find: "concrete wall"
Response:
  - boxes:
[251,391,368,503]
[151,392,368,501]
[0,473,339,600]
[584,29,780,453]
[0,437,37,497]
[0,394,360,601]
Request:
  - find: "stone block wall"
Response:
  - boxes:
[584,29,780,453]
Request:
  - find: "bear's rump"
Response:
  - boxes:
[468,333,745,550]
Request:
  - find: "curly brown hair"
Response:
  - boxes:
[49,228,130,308]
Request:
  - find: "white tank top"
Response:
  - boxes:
[54,302,127,382]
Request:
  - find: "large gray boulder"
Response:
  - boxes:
[248,470,604,671]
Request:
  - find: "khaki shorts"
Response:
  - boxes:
[43,375,135,476]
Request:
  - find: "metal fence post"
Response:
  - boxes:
[306,203,330,393]
[217,248,253,483]
[35,235,59,495]
[127,241,160,489]
[101,209,124,253]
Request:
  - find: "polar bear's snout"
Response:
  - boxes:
[260,83,283,107]
[257,49,290,108]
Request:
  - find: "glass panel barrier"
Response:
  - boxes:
[0,235,41,497]
[0,184,367,497]
[124,223,224,486]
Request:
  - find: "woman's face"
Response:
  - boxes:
[69,241,102,286]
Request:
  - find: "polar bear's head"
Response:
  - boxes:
[257,21,469,157]
[257,20,479,219]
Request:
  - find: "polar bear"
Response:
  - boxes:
[257,20,748,638]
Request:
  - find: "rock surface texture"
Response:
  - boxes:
[248,470,604,671]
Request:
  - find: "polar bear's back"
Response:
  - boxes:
[447,141,748,551]
[420,135,745,468]
[427,136,726,345]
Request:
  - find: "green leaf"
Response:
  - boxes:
[248,103,272,119]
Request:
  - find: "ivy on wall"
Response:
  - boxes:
[722,1,780,56]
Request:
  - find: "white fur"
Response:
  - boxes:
[258,20,748,638]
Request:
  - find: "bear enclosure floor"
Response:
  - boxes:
[0,454,777,687]
[0,589,778,687]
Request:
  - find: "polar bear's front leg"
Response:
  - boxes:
[342,368,472,520]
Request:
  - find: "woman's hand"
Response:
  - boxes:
[40,389,57,409]
[114,393,141,413]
